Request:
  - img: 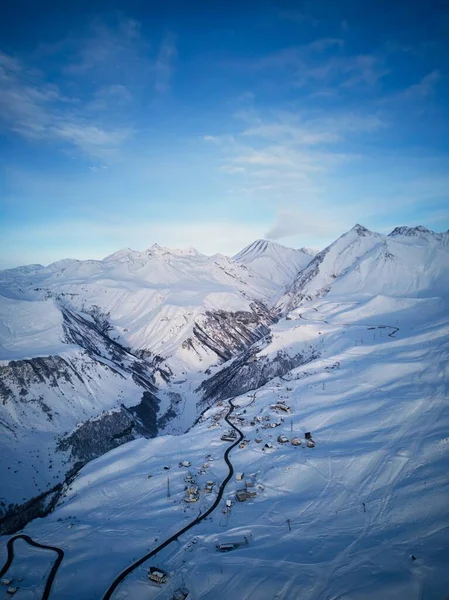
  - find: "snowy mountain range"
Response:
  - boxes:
[1,224,448,600]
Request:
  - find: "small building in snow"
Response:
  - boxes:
[149,567,169,584]
[172,588,189,600]
[205,481,215,493]
[236,472,244,481]
[216,537,248,552]
[277,435,289,444]
[221,430,237,441]
[291,438,302,446]
[179,460,191,467]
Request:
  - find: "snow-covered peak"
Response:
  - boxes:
[103,248,136,262]
[146,243,203,258]
[280,223,449,312]
[234,239,315,291]
[350,223,373,236]
[389,225,433,237]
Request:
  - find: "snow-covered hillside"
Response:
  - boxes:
[0,243,279,370]
[1,222,448,590]
[3,292,447,600]
[234,239,314,292]
[280,224,449,311]
[0,241,288,525]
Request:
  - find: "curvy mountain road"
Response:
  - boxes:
[0,534,64,600]
[102,397,244,599]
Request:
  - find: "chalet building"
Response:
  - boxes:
[149,567,169,584]
[291,438,302,446]
[277,435,289,444]
[235,489,248,502]
[205,481,215,493]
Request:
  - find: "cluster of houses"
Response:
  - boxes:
[184,471,200,503]
[183,465,217,503]
[234,473,263,502]
[277,432,315,447]
[1,579,18,596]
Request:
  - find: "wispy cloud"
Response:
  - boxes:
[279,9,319,26]
[0,16,178,160]
[388,69,441,103]
[64,17,147,80]
[0,51,131,159]
[265,207,349,241]
[154,32,177,93]
[204,106,382,195]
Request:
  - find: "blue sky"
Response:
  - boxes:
[1,0,448,267]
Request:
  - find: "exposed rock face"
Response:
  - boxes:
[186,301,278,362]
[199,346,319,403]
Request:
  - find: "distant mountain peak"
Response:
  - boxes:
[147,243,202,257]
[388,225,433,237]
[351,224,372,236]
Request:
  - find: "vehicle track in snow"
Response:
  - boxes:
[297,311,399,337]
[102,397,244,600]
[0,534,64,600]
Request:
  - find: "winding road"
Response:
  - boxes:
[0,534,64,600]
[102,397,244,600]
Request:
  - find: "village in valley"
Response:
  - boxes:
[137,383,317,597]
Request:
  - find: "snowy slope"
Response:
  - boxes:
[280,224,449,311]
[234,239,314,292]
[0,296,75,361]
[3,293,447,600]
[0,242,281,521]
[1,223,448,574]
[0,243,278,372]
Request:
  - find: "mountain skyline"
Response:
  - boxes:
[2,223,447,270]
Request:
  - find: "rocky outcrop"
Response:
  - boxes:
[186,301,278,362]
[199,346,319,403]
